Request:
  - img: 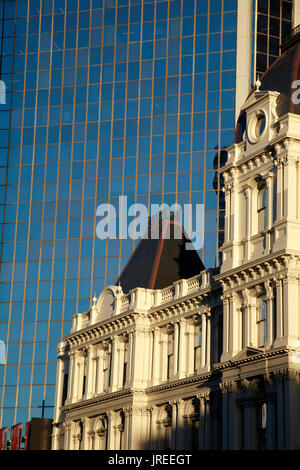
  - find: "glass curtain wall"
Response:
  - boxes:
[251,0,293,81]
[0,0,237,429]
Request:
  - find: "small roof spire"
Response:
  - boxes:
[92,293,97,308]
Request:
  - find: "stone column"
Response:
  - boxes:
[122,407,131,450]
[96,347,105,394]
[149,405,159,449]
[173,322,179,376]
[152,328,161,385]
[77,352,86,400]
[223,185,231,243]
[71,426,78,451]
[160,332,168,382]
[127,407,149,450]
[51,425,59,450]
[222,386,229,450]
[81,416,90,450]
[89,431,96,450]
[125,332,133,385]
[200,313,207,368]
[221,295,230,362]
[176,399,185,449]
[265,174,274,252]
[198,396,206,450]
[130,326,152,388]
[177,319,187,379]
[118,338,126,388]
[170,400,178,449]
[63,421,72,450]
[241,289,255,348]
[245,186,252,258]
[109,336,119,392]
[247,291,258,348]
[222,186,230,243]
[282,273,300,347]
[66,351,75,404]
[186,322,194,375]
[232,181,240,243]
[206,312,211,369]
[92,352,98,396]
[113,411,125,450]
[73,350,82,403]
[84,345,94,399]
[204,396,211,450]
[265,281,274,349]
[53,346,66,421]
[285,156,298,219]
[107,411,116,450]
[228,293,242,358]
[275,159,284,220]
[274,276,283,347]
[222,383,239,450]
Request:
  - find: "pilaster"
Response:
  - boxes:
[83,345,94,399]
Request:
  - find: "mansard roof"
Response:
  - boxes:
[115,217,205,294]
[235,29,300,143]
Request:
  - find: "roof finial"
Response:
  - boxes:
[255,75,261,92]
[92,292,97,308]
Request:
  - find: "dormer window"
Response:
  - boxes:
[257,185,267,232]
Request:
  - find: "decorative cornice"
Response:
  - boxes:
[216,252,300,293]
[145,371,217,395]
[61,389,132,412]
[214,348,289,370]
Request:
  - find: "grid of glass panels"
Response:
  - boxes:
[0,0,238,429]
[252,0,293,80]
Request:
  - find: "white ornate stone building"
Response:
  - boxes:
[52,33,300,450]
[52,269,223,450]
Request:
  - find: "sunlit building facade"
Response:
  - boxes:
[0,0,298,432]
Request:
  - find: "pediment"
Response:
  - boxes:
[96,286,123,321]
[240,90,270,112]
[232,346,263,361]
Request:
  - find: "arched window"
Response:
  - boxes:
[257,295,267,348]
[258,185,267,232]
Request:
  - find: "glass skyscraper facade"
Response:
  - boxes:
[252,0,293,79]
[0,0,295,431]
